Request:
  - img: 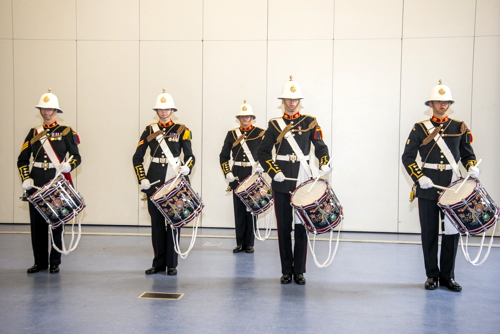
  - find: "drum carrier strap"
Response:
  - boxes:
[275,118,312,178]
[151,123,180,178]
[234,129,257,167]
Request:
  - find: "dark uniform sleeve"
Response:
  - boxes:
[401,124,425,183]
[179,126,195,172]
[219,131,233,175]
[257,121,282,179]
[310,120,330,166]
[132,127,150,183]
[17,129,35,181]
[64,127,82,171]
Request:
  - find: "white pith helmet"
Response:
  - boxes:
[425,79,455,106]
[35,88,63,113]
[278,75,304,99]
[236,100,255,119]
[153,89,177,111]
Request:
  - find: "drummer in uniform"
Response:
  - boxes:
[257,76,331,285]
[219,100,265,254]
[17,89,82,274]
[402,80,478,292]
[133,89,195,276]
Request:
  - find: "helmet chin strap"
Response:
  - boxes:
[284,102,300,113]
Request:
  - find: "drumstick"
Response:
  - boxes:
[46,155,74,189]
[454,159,482,193]
[167,157,193,191]
[307,161,332,193]
[283,177,298,181]
[150,180,161,187]
[432,184,450,191]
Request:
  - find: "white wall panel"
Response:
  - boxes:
[139,41,203,226]
[13,40,77,224]
[399,37,474,233]
[475,0,500,36]
[267,41,333,144]
[77,0,139,40]
[77,41,139,225]
[334,0,403,39]
[202,41,267,227]
[403,0,476,38]
[471,36,500,236]
[140,0,202,41]
[13,0,76,40]
[332,39,402,232]
[0,40,14,223]
[0,0,13,39]
[204,0,267,41]
[268,0,334,40]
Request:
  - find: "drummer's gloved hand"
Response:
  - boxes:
[418,176,434,189]
[140,179,151,190]
[274,172,285,182]
[22,178,34,190]
[253,164,264,174]
[319,165,331,176]
[179,166,190,175]
[226,172,235,183]
[467,165,480,178]
[59,162,71,173]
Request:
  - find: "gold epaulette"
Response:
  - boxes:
[30,128,47,145]
[61,127,71,136]
[176,124,186,135]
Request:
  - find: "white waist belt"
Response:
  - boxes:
[423,163,452,171]
[233,161,252,167]
[276,154,309,163]
[33,162,55,169]
[151,157,179,164]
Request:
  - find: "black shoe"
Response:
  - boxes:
[280,274,292,284]
[233,245,244,253]
[440,278,462,292]
[27,264,47,274]
[167,268,177,276]
[424,277,438,290]
[49,265,60,274]
[145,267,165,275]
[294,273,306,285]
[245,246,254,253]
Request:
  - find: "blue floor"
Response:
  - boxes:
[1,224,499,334]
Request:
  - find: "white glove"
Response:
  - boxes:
[226,172,235,183]
[418,176,434,189]
[274,172,285,182]
[59,162,71,173]
[467,165,480,178]
[140,179,151,190]
[22,178,34,190]
[319,165,331,176]
[253,164,264,174]
[179,165,190,175]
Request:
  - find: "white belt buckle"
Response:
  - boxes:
[159,158,166,164]
[289,153,297,163]
[42,162,49,169]
[438,164,446,171]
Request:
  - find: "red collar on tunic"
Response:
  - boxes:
[431,115,449,123]
[239,125,253,131]
[284,112,300,120]
[159,120,173,127]
[43,121,58,128]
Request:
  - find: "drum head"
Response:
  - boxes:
[153,177,182,200]
[439,179,476,205]
[292,180,327,206]
[236,174,260,193]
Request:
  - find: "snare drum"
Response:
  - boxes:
[151,176,204,228]
[235,174,274,215]
[291,179,343,234]
[438,178,499,235]
[27,175,86,228]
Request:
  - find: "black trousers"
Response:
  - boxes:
[29,203,62,267]
[232,192,255,247]
[147,200,179,269]
[418,198,459,279]
[273,191,307,275]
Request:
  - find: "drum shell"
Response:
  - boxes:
[438,178,499,235]
[27,176,85,228]
[235,174,274,215]
[290,179,343,234]
[150,176,204,228]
